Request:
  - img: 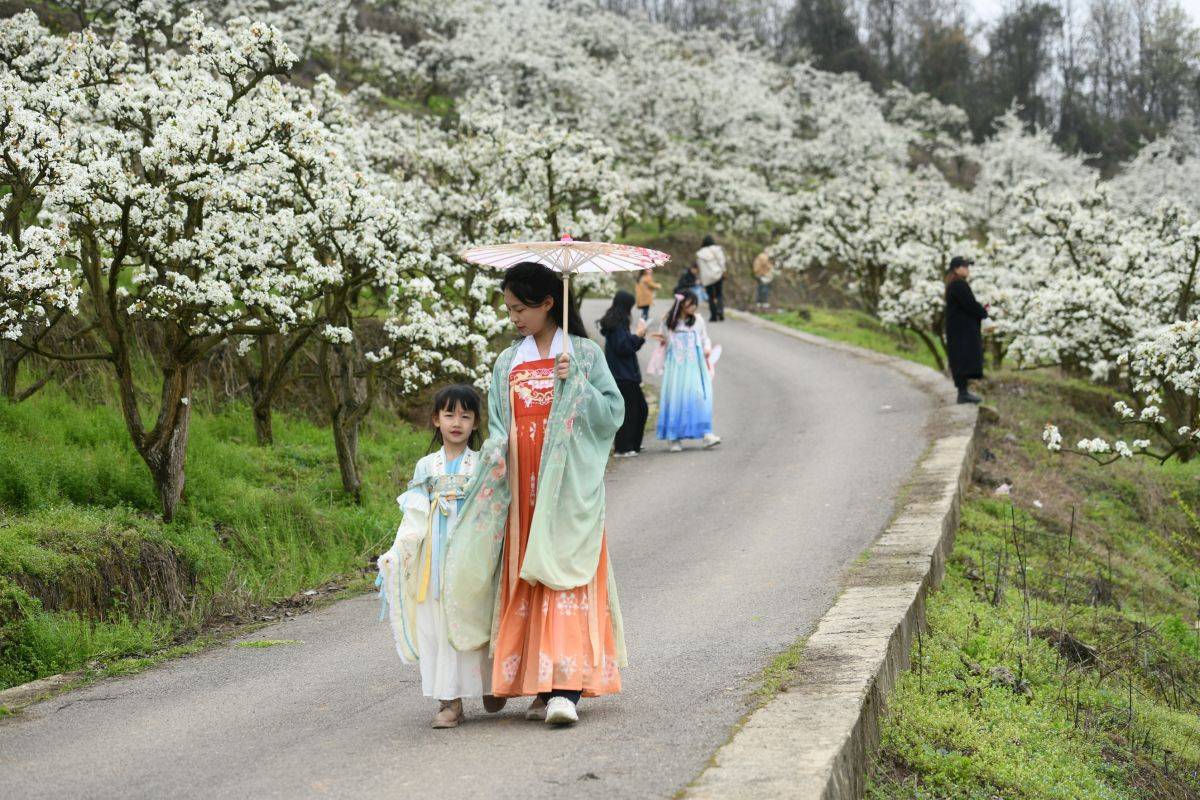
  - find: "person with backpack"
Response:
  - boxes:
[695,235,727,322]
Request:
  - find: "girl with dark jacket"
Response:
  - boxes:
[944,256,988,404]
[598,290,649,456]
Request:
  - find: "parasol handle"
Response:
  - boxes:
[561,272,570,359]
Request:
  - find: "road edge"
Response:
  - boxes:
[0,577,374,716]
[0,673,84,713]
[682,310,980,800]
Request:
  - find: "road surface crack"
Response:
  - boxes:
[55,696,121,712]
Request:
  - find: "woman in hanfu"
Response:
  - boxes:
[649,292,722,452]
[443,262,628,727]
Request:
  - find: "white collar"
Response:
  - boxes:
[514,331,574,367]
[433,446,476,476]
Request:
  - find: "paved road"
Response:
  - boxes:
[0,301,935,799]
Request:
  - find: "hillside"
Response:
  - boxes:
[0,386,427,691]
[774,309,1200,799]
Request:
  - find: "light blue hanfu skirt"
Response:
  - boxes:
[656,334,713,441]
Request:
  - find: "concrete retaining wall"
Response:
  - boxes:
[683,312,980,800]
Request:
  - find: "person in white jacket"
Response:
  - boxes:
[695,234,727,321]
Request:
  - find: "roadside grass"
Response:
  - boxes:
[0,388,426,691]
[869,489,1200,799]
[767,307,942,371]
[620,216,709,245]
[776,308,1200,798]
[753,635,811,704]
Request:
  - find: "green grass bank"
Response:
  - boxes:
[0,390,426,694]
[772,307,1200,799]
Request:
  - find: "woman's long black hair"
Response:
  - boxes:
[428,384,482,453]
[597,289,635,337]
[501,262,586,336]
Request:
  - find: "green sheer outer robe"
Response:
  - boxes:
[442,334,628,666]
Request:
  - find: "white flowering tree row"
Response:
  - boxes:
[5,0,1199,533]
[4,0,978,518]
[0,2,700,516]
[775,106,1199,462]
[957,115,1199,464]
[0,11,513,515]
[441,0,1200,465]
[998,187,1200,464]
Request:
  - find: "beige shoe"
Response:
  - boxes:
[482,694,507,714]
[524,697,547,721]
[432,699,463,729]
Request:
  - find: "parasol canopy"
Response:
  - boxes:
[459,235,671,350]
[459,234,670,275]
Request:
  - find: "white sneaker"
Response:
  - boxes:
[668,440,683,452]
[545,696,579,725]
[613,450,639,458]
[702,433,722,449]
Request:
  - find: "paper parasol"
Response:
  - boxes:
[459,235,671,351]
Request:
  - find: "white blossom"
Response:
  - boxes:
[322,325,354,345]
[1042,424,1063,452]
[1077,438,1112,454]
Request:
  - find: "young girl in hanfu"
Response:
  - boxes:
[649,292,722,452]
[376,385,506,728]
[443,262,628,727]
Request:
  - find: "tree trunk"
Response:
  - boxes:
[246,335,276,447]
[112,359,194,523]
[146,407,192,523]
[990,337,1006,370]
[861,261,884,315]
[330,410,361,502]
[143,363,194,522]
[1,342,21,401]
[909,326,947,373]
[79,223,197,522]
[240,330,313,447]
[0,342,49,402]
[317,336,369,504]
[546,155,560,239]
[252,399,273,446]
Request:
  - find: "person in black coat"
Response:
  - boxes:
[944,255,988,404]
[597,290,649,456]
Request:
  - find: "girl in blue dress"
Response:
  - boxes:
[649,293,722,452]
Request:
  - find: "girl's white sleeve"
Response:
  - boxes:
[377,455,431,664]
[696,316,712,353]
[392,457,431,546]
[646,329,669,376]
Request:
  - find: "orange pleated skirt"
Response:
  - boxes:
[491,358,622,698]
